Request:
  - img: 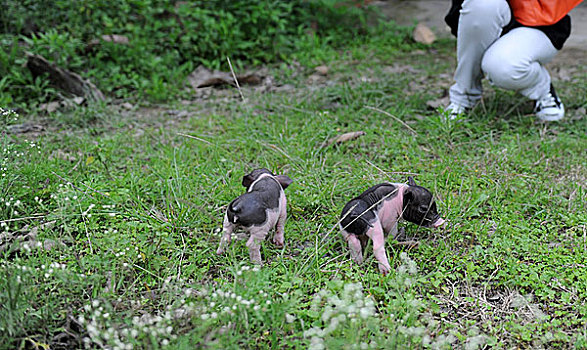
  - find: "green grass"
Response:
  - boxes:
[1,36,586,349]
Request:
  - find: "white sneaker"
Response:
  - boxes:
[535,85,564,121]
[445,102,468,120]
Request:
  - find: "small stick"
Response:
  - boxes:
[256,140,292,160]
[177,132,212,145]
[365,106,418,135]
[51,171,93,198]
[51,171,109,198]
[277,104,313,115]
[0,214,46,224]
[365,159,420,177]
[227,56,245,102]
[131,263,164,281]
[323,186,402,245]
[82,216,93,254]
[177,230,186,280]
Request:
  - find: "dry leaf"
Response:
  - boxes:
[321,131,366,148]
[188,66,233,88]
[238,74,264,85]
[187,65,267,89]
[413,23,436,44]
[315,65,329,76]
[121,102,134,110]
[101,34,130,45]
[426,96,450,109]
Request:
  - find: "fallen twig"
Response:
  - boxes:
[51,171,109,198]
[365,159,420,177]
[320,131,365,148]
[227,56,245,102]
[0,214,46,224]
[177,132,212,145]
[256,140,292,160]
[365,106,418,135]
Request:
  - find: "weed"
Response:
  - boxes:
[0,18,586,349]
[0,0,384,108]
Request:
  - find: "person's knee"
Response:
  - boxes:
[461,0,509,30]
[482,52,529,90]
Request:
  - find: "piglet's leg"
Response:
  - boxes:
[389,222,398,240]
[216,214,234,255]
[273,206,286,247]
[342,231,364,265]
[246,227,268,265]
[366,220,391,275]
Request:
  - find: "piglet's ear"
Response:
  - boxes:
[407,176,417,187]
[403,186,413,201]
[275,175,293,189]
[242,174,254,188]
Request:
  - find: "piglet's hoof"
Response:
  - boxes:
[272,239,284,247]
[251,259,263,265]
[216,248,225,255]
[379,264,391,275]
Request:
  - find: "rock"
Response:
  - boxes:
[413,23,437,44]
[39,101,60,113]
[7,122,45,133]
[26,53,105,101]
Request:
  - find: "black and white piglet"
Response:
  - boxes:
[217,168,293,264]
[340,177,445,274]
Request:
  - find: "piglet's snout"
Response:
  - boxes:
[432,217,445,228]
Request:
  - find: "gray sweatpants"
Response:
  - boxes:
[450,0,559,108]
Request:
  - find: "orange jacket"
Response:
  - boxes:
[510,0,583,26]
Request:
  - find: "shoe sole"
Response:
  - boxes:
[537,115,564,121]
[536,105,565,122]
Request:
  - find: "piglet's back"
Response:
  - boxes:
[248,177,282,207]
